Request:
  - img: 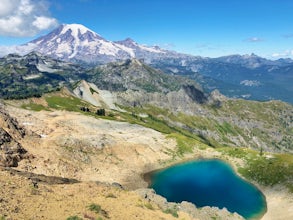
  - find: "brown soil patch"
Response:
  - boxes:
[0,168,191,220]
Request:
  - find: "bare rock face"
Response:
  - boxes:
[0,105,27,167]
[0,106,26,138]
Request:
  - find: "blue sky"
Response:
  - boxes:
[1,0,293,58]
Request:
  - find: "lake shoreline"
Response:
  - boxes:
[140,153,293,220]
[144,159,266,220]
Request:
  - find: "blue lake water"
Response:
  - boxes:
[148,159,267,219]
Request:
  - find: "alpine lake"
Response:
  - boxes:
[146,159,267,219]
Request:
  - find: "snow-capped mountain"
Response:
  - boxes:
[29,24,134,63]
[12,24,172,64]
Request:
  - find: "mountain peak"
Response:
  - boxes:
[28,23,112,60]
[242,53,260,59]
[62,23,90,31]
[115,38,138,47]
[123,38,136,43]
[60,23,101,38]
[31,23,104,45]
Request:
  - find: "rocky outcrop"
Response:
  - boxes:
[182,85,208,104]
[0,105,27,167]
[136,188,244,220]
[0,128,26,167]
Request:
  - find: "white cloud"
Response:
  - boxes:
[33,16,57,30]
[0,43,36,57]
[272,53,282,58]
[271,50,293,58]
[0,0,58,37]
[0,0,17,17]
[244,37,264,43]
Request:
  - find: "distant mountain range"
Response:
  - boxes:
[151,55,293,103]
[0,23,292,103]
[0,52,206,104]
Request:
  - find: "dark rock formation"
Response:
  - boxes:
[2,168,80,185]
[182,85,207,104]
[0,105,27,167]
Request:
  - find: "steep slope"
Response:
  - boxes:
[85,59,211,113]
[73,80,119,109]
[88,58,204,94]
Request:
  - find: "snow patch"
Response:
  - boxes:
[55,42,72,55]
[37,63,58,73]
[22,122,33,126]
[74,84,101,106]
[241,94,252,98]
[139,44,165,53]
[98,41,120,56]
[23,74,42,80]
[73,81,121,111]
[167,67,179,73]
[61,24,91,36]
[116,44,135,57]
[40,134,47,138]
[240,80,261,86]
